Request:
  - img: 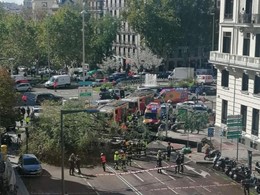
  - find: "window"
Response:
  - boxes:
[221,100,228,124]
[254,75,260,94]
[224,0,233,19]
[132,35,135,44]
[241,105,247,131]
[242,73,249,91]
[243,33,250,56]
[223,32,231,53]
[252,108,259,136]
[256,34,260,57]
[221,69,229,87]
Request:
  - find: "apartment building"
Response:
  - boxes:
[209,0,260,149]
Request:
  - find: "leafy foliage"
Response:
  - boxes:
[0,68,19,130]
[177,109,209,134]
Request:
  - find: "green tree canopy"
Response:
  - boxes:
[0,68,19,130]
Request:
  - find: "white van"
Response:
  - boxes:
[196,75,214,85]
[44,75,71,88]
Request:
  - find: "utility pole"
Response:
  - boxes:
[81,2,87,84]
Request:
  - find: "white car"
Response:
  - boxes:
[16,83,32,92]
[31,107,43,118]
[176,101,207,110]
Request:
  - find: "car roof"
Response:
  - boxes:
[22,154,38,159]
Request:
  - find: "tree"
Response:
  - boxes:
[0,68,19,130]
[129,47,163,72]
[124,0,180,59]
[124,0,214,59]
[177,109,209,134]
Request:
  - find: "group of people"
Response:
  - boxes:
[19,106,31,126]
[68,153,81,175]
[156,142,185,174]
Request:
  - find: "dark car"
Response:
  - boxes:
[108,72,127,82]
[198,86,216,96]
[99,91,119,100]
[35,93,63,105]
[18,154,42,175]
[157,72,171,79]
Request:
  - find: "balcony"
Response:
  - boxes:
[252,14,260,24]
[238,13,252,24]
[209,51,260,71]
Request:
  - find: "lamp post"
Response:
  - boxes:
[211,12,215,51]
[47,14,51,78]
[81,2,87,83]
[60,109,99,195]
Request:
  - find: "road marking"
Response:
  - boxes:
[87,181,100,195]
[133,173,144,182]
[162,170,176,180]
[107,166,143,195]
[202,186,211,192]
[168,187,179,194]
[186,176,196,182]
[133,161,142,168]
[154,176,165,184]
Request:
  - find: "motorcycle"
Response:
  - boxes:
[232,165,251,182]
[204,149,220,160]
[225,160,237,176]
[215,157,230,171]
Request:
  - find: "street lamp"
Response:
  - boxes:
[210,12,215,51]
[60,109,99,195]
[81,2,87,83]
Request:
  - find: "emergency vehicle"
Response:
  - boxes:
[98,100,128,124]
[121,90,154,114]
[143,102,161,129]
[155,88,189,104]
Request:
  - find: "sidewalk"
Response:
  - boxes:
[160,128,260,166]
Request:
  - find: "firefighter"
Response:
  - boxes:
[157,150,163,173]
[166,142,173,161]
[137,140,142,158]
[120,150,127,171]
[114,151,119,170]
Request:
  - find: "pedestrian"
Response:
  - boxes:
[166,142,173,161]
[26,106,30,116]
[53,80,58,92]
[22,94,27,105]
[242,180,250,195]
[180,153,184,173]
[114,151,119,170]
[120,150,127,171]
[75,155,81,174]
[157,150,163,173]
[68,153,76,175]
[20,107,26,116]
[175,153,181,174]
[100,153,107,172]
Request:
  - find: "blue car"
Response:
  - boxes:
[18,154,42,175]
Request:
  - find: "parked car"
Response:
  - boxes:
[35,93,63,105]
[17,154,42,175]
[31,106,43,118]
[196,75,214,85]
[108,72,127,82]
[16,83,32,92]
[198,86,217,96]
[157,71,171,79]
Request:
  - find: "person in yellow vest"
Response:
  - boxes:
[114,151,119,170]
[25,116,30,125]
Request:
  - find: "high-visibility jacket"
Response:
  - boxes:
[114,154,119,161]
[101,155,106,163]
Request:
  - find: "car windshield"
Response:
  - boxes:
[23,158,39,165]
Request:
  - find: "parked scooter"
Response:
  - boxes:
[225,160,237,176]
[255,162,260,174]
[215,157,230,171]
[232,165,251,182]
[204,149,220,160]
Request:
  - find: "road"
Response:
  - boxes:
[19,154,243,195]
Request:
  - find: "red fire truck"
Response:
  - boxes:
[98,100,128,124]
[121,90,154,115]
[143,102,161,128]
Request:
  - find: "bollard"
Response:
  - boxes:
[248,150,252,172]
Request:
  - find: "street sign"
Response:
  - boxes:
[78,86,92,100]
[208,127,214,137]
[226,115,242,139]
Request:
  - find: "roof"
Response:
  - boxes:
[22,154,37,159]
[129,90,154,98]
[121,97,139,102]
